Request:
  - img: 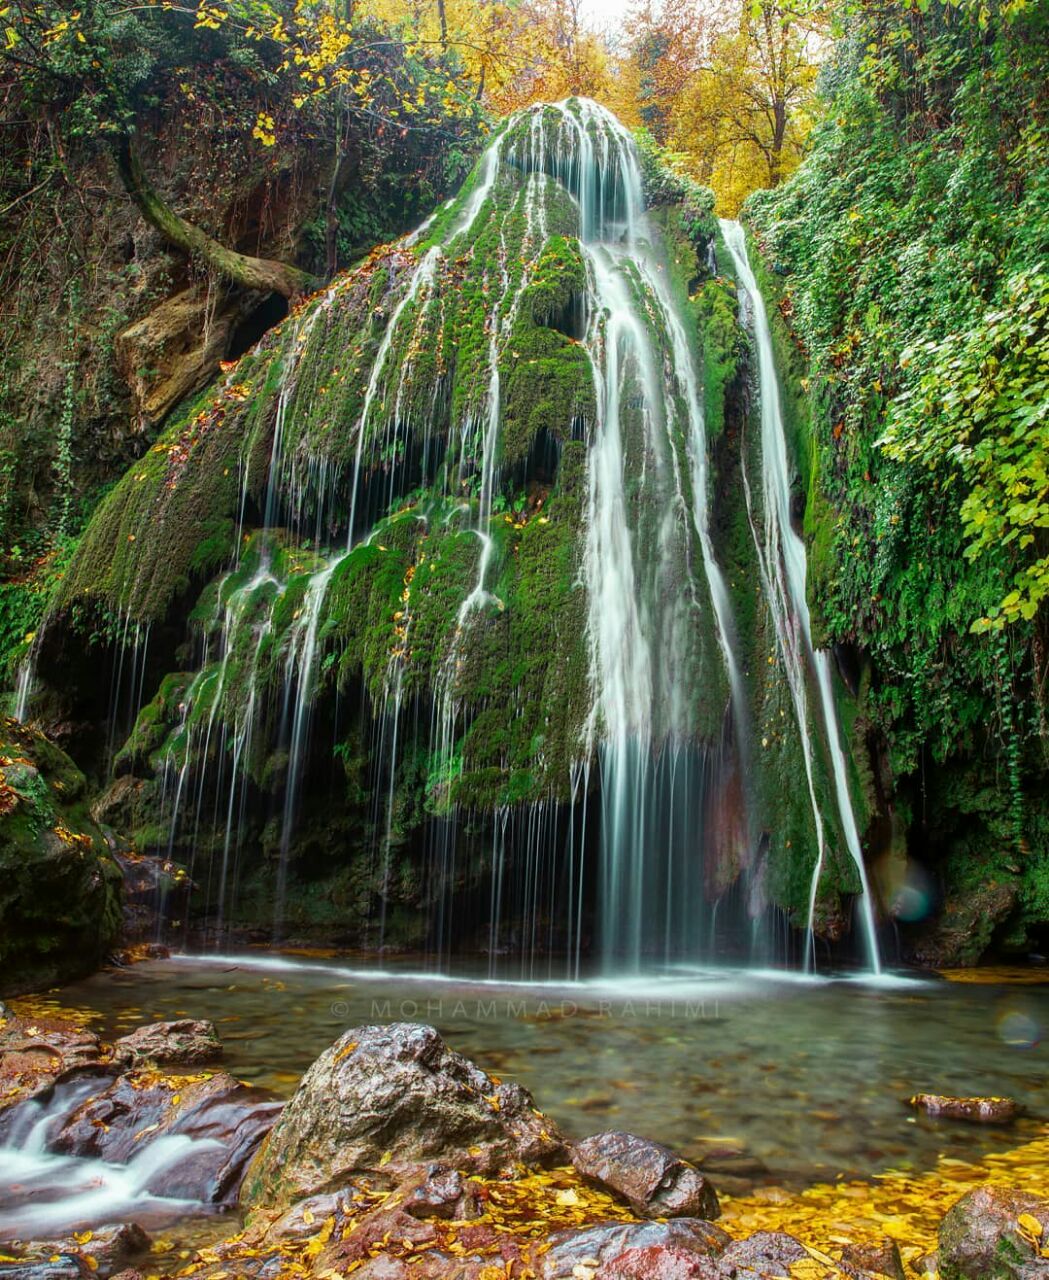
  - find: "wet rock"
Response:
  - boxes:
[717,1230,807,1278]
[0,1258,89,1280]
[0,1226,150,1280]
[0,718,123,997]
[908,879,1018,967]
[116,285,262,433]
[541,1219,730,1278]
[48,1069,281,1203]
[938,1185,1049,1279]
[70,1224,151,1279]
[839,1239,905,1279]
[909,1093,1019,1123]
[314,1207,437,1271]
[571,1131,719,1221]
[403,1165,483,1220]
[262,1188,369,1243]
[0,1021,105,1113]
[112,1019,221,1068]
[107,840,190,944]
[246,1023,565,1208]
[601,1245,723,1279]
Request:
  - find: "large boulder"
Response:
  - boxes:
[245,1023,566,1209]
[938,1185,1049,1279]
[112,1019,221,1068]
[571,1131,720,1221]
[0,718,123,996]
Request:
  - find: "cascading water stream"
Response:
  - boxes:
[62,98,885,976]
[720,219,881,974]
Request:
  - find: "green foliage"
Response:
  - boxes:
[747,0,1049,936]
[634,128,716,243]
[882,268,1049,631]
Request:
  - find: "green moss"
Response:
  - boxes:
[0,716,122,995]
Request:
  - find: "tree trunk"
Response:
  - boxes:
[114,136,318,300]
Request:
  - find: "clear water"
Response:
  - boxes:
[44,955,1049,1184]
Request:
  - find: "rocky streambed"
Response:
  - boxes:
[2,1005,1048,1280]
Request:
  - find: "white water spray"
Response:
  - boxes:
[720,219,880,973]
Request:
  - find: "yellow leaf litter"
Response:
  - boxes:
[721,1125,1049,1276]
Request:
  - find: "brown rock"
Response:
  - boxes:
[403,1166,483,1220]
[716,1230,806,1278]
[45,1069,280,1204]
[0,1225,150,1280]
[839,1238,905,1279]
[571,1131,719,1221]
[245,1023,565,1209]
[111,1019,221,1068]
[909,1093,1019,1123]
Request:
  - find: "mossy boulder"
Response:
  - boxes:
[0,716,123,995]
[939,1186,1049,1280]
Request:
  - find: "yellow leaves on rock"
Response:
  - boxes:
[333,1040,358,1064]
[52,823,93,849]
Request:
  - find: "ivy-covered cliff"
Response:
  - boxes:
[745,0,1049,963]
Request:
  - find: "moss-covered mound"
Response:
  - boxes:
[0,717,122,995]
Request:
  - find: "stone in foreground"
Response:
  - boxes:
[938,1185,1049,1279]
[112,1018,221,1068]
[541,1219,729,1278]
[246,1023,566,1208]
[571,1130,720,1221]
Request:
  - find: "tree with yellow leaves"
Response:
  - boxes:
[623,0,823,212]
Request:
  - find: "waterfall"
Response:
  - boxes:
[67,97,894,974]
[720,219,881,974]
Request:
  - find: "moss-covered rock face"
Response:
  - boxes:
[0,717,122,995]
[26,100,877,965]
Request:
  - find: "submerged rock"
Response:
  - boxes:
[245,1023,565,1208]
[909,1093,1019,1123]
[112,1019,221,1068]
[938,1185,1049,1279]
[716,1230,807,1278]
[571,1131,720,1221]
